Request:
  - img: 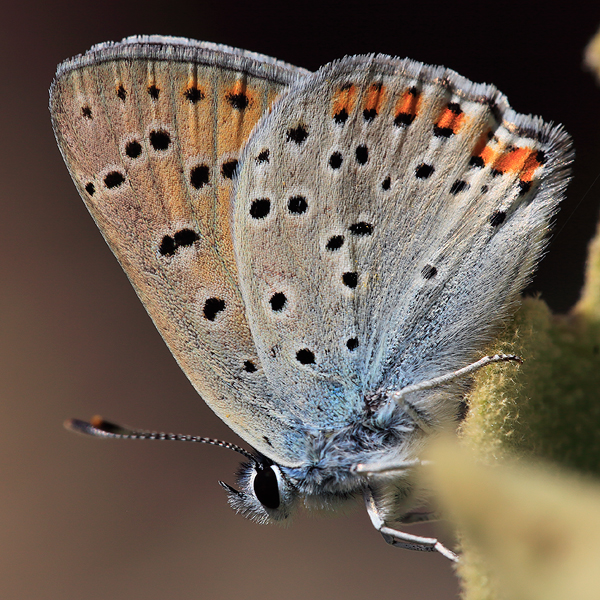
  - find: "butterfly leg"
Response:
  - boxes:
[355,457,432,475]
[389,353,522,414]
[365,491,459,562]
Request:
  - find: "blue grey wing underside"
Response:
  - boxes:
[233,55,572,434]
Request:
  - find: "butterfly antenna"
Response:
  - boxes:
[64,416,256,462]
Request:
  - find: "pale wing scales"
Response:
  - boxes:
[50,37,309,465]
[234,55,571,431]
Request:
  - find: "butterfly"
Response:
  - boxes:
[50,35,572,561]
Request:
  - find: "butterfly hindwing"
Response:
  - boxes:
[50,36,309,464]
[233,55,572,431]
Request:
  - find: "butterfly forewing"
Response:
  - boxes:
[50,37,309,465]
[234,55,572,431]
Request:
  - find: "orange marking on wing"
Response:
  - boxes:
[493,147,528,174]
[479,146,496,165]
[471,131,490,158]
[332,84,357,118]
[434,105,466,135]
[182,76,205,102]
[492,147,543,180]
[230,79,246,95]
[521,149,546,181]
[363,83,386,113]
[395,87,421,120]
[224,79,255,111]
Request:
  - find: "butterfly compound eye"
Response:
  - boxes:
[253,465,281,509]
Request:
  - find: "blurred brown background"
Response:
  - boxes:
[2,1,600,599]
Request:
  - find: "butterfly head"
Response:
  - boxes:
[221,456,299,524]
[64,416,301,523]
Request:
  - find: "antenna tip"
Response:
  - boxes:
[64,418,96,435]
[64,416,129,437]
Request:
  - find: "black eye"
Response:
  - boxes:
[253,465,281,509]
